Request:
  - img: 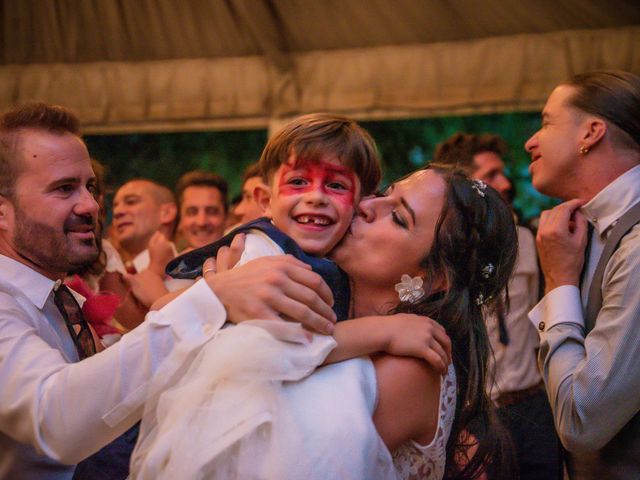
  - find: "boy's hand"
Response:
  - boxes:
[382,313,452,374]
[204,255,337,334]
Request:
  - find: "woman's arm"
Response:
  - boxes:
[324,314,451,374]
[373,354,441,450]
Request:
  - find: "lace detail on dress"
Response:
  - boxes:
[392,364,457,480]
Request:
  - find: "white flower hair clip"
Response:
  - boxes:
[395,274,426,303]
[481,263,495,279]
[471,179,487,197]
[475,292,493,306]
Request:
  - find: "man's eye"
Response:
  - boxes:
[57,185,74,194]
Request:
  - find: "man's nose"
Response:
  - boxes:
[497,175,512,195]
[525,133,538,152]
[76,187,100,217]
[195,210,209,226]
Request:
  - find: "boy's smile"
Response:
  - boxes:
[267,155,361,256]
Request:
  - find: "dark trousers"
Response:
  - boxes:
[497,389,562,480]
[73,423,140,480]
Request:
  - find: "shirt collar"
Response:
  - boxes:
[0,254,59,309]
[581,164,640,237]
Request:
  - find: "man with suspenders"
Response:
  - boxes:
[526,71,640,479]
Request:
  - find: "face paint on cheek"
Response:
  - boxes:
[277,161,357,207]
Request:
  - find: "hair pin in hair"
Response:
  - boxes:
[481,263,495,279]
[475,292,493,306]
[395,274,426,303]
[471,179,487,197]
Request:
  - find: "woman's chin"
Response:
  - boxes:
[327,238,350,266]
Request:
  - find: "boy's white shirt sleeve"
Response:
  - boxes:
[236,230,285,266]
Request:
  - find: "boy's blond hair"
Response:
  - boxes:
[259,113,381,196]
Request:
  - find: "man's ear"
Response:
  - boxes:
[0,195,15,232]
[253,184,272,217]
[582,117,607,150]
[159,202,178,225]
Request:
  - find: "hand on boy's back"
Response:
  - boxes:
[204,254,337,335]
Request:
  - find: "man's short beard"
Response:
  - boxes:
[13,202,99,274]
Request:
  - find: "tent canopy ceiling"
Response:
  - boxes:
[1,0,639,133]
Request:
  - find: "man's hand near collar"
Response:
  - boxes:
[536,199,589,293]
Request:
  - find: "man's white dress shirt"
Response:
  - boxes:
[0,254,226,479]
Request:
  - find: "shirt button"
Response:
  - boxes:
[538,321,545,332]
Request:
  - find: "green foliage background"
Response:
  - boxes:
[85,112,558,223]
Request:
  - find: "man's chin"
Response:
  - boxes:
[69,245,100,266]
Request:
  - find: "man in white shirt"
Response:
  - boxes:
[112,178,177,266]
[104,179,188,329]
[0,102,337,479]
[233,162,269,225]
[434,133,560,479]
[175,170,229,249]
[526,71,640,479]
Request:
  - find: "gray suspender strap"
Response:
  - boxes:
[585,201,640,333]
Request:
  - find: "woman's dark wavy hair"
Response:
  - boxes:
[393,164,518,479]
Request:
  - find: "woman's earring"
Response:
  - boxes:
[395,274,426,303]
[579,145,590,155]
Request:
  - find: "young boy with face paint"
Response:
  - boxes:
[167,113,381,322]
[134,116,456,478]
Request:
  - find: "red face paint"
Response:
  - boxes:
[276,160,357,208]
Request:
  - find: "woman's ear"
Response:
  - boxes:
[421,267,448,294]
[253,184,272,217]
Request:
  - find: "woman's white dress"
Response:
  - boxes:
[130,321,456,479]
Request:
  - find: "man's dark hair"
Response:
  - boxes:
[433,133,508,175]
[175,170,229,212]
[0,102,82,198]
[242,162,261,184]
[564,70,640,152]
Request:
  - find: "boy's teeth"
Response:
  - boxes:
[297,215,329,225]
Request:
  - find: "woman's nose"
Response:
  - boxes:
[357,196,377,222]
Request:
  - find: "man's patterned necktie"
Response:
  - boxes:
[53,283,97,360]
